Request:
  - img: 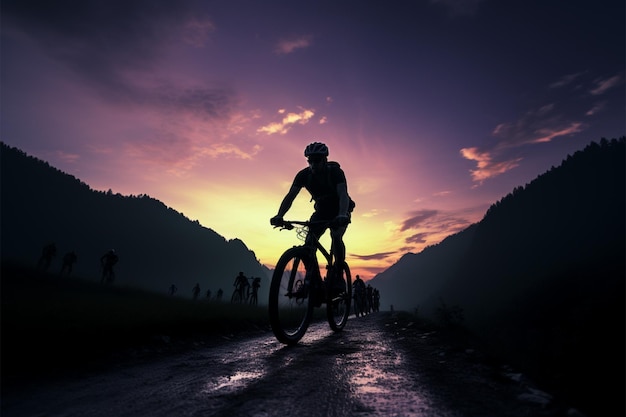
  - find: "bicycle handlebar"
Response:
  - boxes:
[271,219,330,231]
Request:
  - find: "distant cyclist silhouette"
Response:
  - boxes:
[192,282,201,300]
[353,275,366,317]
[233,271,249,302]
[60,250,77,276]
[372,288,380,312]
[250,277,261,305]
[216,288,224,301]
[366,284,374,314]
[100,249,118,284]
[169,284,178,296]
[37,242,57,271]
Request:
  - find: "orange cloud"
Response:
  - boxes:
[531,122,584,144]
[460,147,522,182]
[257,108,315,135]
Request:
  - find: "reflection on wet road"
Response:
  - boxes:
[2,313,453,417]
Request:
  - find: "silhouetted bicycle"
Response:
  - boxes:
[231,281,251,304]
[268,219,352,345]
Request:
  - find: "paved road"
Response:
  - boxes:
[2,313,572,417]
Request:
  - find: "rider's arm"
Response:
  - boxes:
[275,185,301,218]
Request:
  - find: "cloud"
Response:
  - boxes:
[549,72,586,89]
[590,74,623,95]
[351,252,396,261]
[531,123,584,144]
[460,102,586,183]
[400,210,439,231]
[181,17,216,47]
[399,209,473,248]
[200,143,261,160]
[274,35,313,55]
[3,0,231,119]
[55,150,81,164]
[492,106,585,148]
[586,102,606,116]
[405,233,429,244]
[257,108,315,135]
[362,208,386,218]
[400,209,470,234]
[156,86,235,120]
[460,147,523,182]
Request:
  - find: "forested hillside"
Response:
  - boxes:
[369,137,625,412]
[371,137,624,320]
[0,143,271,299]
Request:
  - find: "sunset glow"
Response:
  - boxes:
[2,0,624,280]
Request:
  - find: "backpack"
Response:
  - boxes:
[307,161,356,213]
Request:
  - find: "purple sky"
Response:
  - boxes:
[2,0,624,279]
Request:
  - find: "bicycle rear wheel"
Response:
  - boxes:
[326,262,352,332]
[268,247,314,345]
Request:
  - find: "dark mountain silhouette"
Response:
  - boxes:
[369,137,625,414]
[1,143,271,300]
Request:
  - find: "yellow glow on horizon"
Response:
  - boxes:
[163,181,408,281]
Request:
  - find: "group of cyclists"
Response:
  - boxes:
[352,274,381,317]
[173,271,261,306]
[232,271,262,305]
[36,242,117,283]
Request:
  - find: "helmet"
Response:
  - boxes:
[304,142,329,157]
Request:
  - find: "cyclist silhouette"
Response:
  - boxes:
[60,250,77,276]
[192,282,201,300]
[270,142,353,291]
[233,271,250,302]
[100,249,118,284]
[366,284,374,314]
[250,276,261,305]
[372,288,380,312]
[37,242,57,271]
[353,275,366,317]
[216,288,224,301]
[168,284,178,295]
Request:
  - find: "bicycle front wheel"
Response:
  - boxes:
[327,262,352,332]
[268,247,314,345]
[231,290,242,303]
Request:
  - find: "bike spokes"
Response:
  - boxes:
[268,248,313,345]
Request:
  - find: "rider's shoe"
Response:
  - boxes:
[329,270,346,296]
[289,284,308,299]
[287,278,310,299]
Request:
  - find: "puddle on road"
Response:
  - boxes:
[344,339,433,416]
[203,370,265,394]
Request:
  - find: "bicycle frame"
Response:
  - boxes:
[280,220,335,279]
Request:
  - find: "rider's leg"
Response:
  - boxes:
[330,225,347,268]
[292,216,325,299]
[329,225,348,294]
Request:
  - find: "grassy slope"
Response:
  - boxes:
[1,262,270,381]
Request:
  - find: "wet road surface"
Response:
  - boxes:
[2,313,570,417]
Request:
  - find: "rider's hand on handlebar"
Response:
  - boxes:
[270,215,284,226]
